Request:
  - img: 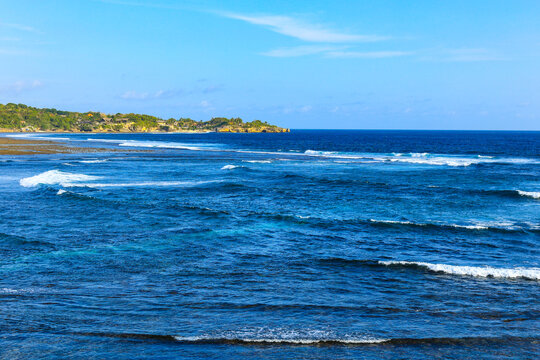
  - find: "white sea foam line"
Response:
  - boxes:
[0,288,20,293]
[5,134,71,141]
[300,150,540,167]
[86,138,217,151]
[65,180,220,188]
[221,164,239,170]
[367,219,526,231]
[19,170,102,187]
[172,336,388,344]
[379,261,540,280]
[79,159,108,164]
[118,141,204,151]
[517,190,540,199]
[81,139,540,166]
[20,170,221,188]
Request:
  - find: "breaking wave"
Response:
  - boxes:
[517,190,540,199]
[68,180,221,188]
[243,160,273,163]
[79,159,108,164]
[77,331,538,346]
[19,170,102,188]
[367,219,538,233]
[20,170,221,189]
[76,329,387,345]
[300,150,539,167]
[86,138,221,151]
[6,134,71,141]
[379,261,540,280]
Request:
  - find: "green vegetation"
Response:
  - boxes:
[0,103,289,133]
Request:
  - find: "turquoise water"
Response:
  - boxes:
[1,131,539,359]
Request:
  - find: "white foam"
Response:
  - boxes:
[304,150,337,156]
[173,328,387,344]
[82,142,535,168]
[298,150,539,167]
[86,138,220,151]
[85,138,123,143]
[389,157,476,167]
[379,261,540,280]
[19,170,102,188]
[56,189,67,195]
[221,165,238,170]
[118,140,204,151]
[455,224,489,230]
[173,336,388,344]
[370,219,414,225]
[368,219,516,231]
[19,170,222,189]
[66,180,221,188]
[6,134,70,140]
[517,190,540,199]
[0,288,20,294]
[79,159,108,164]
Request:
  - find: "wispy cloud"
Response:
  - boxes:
[261,46,410,59]
[421,48,505,62]
[0,36,21,42]
[120,89,181,100]
[282,105,313,114]
[220,12,387,43]
[261,45,348,57]
[326,50,413,59]
[96,0,187,11]
[442,48,504,62]
[0,22,38,33]
[120,84,222,100]
[0,48,29,55]
[0,80,44,94]
[202,84,223,94]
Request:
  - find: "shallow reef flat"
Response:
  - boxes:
[0,137,132,155]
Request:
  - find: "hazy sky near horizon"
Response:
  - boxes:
[1,0,540,129]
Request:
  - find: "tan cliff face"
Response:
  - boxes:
[216,126,290,133]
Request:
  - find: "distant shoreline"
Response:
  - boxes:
[0,103,290,133]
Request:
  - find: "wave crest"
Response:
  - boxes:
[517,190,540,199]
[19,170,102,188]
[379,261,540,280]
[77,331,538,347]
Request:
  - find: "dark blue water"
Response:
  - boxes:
[1,130,539,359]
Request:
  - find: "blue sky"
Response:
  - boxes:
[1,0,539,129]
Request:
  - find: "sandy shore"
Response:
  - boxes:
[0,137,116,155]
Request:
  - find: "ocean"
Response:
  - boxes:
[1,130,539,359]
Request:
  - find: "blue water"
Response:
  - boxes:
[1,130,539,359]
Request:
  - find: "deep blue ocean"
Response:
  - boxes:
[1,130,539,359]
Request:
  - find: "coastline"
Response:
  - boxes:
[0,128,216,134]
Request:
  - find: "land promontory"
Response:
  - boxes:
[0,103,289,133]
